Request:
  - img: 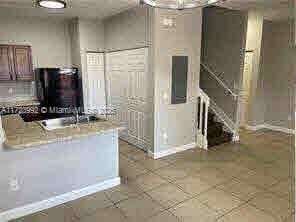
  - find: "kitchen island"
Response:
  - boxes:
[0,114,122,221]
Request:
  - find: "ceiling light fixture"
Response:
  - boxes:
[140,0,224,10]
[37,0,66,9]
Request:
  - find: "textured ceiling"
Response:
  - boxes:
[0,0,140,19]
[218,0,292,21]
[0,0,291,20]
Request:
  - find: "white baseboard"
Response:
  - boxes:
[148,143,197,159]
[245,124,266,131]
[245,124,295,134]
[0,177,121,222]
[264,124,295,134]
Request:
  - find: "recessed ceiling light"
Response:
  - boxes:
[38,0,66,9]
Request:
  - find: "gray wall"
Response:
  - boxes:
[200,7,247,122]
[0,16,72,100]
[78,19,105,52]
[245,10,265,126]
[0,131,119,214]
[104,6,150,51]
[152,8,202,153]
[260,20,295,129]
[0,16,71,68]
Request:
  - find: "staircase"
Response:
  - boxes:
[207,111,233,147]
[197,63,239,150]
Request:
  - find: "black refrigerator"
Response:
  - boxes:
[35,68,84,119]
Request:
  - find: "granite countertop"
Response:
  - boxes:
[2,115,123,149]
[0,98,40,107]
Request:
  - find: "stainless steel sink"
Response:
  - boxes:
[39,115,106,131]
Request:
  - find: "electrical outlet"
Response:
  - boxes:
[8,88,13,94]
[288,115,292,121]
[163,132,168,144]
[9,178,20,191]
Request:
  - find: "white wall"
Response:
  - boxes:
[68,18,105,112]
[244,10,265,126]
[0,131,119,216]
[78,19,105,52]
[0,16,71,68]
[260,20,295,129]
[104,6,150,51]
[200,7,247,122]
[152,8,202,153]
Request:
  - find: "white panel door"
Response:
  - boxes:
[86,53,106,115]
[106,48,152,151]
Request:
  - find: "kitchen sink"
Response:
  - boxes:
[39,115,106,131]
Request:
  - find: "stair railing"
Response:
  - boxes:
[201,63,238,99]
[196,88,210,150]
[200,62,240,141]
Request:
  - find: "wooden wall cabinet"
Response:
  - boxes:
[0,45,33,81]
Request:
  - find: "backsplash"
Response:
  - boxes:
[0,81,36,101]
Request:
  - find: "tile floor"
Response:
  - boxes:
[11,129,295,222]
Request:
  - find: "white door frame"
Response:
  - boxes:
[239,50,254,127]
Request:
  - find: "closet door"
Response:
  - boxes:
[85,53,106,115]
[106,51,128,139]
[106,48,152,151]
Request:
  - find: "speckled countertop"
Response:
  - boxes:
[0,98,40,107]
[2,115,123,149]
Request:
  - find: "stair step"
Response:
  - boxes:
[208,112,215,123]
[208,132,233,148]
[207,122,223,138]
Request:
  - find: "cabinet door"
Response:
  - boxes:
[0,45,13,81]
[13,46,33,81]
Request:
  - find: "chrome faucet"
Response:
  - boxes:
[72,109,79,124]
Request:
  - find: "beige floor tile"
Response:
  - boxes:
[284,213,295,222]
[217,204,277,222]
[146,183,191,208]
[268,179,293,200]
[158,149,198,163]
[193,166,232,186]
[137,156,171,171]
[173,160,214,174]
[119,141,137,154]
[248,192,292,221]
[121,148,147,161]
[129,172,168,192]
[116,194,164,222]
[145,210,179,222]
[120,158,148,181]
[214,162,251,177]
[154,164,191,181]
[66,192,113,218]
[216,178,263,201]
[37,205,77,222]
[10,212,50,222]
[170,197,220,222]
[235,169,279,189]
[262,164,292,180]
[196,188,244,216]
[104,183,142,204]
[77,206,127,222]
[173,175,214,195]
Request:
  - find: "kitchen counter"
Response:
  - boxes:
[0,98,40,107]
[2,114,123,149]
